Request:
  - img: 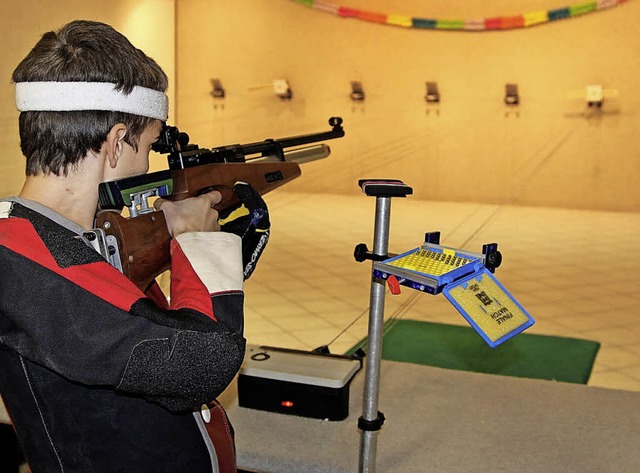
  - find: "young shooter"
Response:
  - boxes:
[0,19,268,472]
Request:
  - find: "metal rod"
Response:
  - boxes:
[359,196,392,473]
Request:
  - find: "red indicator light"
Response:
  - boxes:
[281,400,294,408]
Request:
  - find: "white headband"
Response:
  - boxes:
[15,81,168,121]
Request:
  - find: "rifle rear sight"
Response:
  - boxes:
[152,126,189,155]
[151,117,344,171]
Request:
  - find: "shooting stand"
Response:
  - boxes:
[352,177,536,472]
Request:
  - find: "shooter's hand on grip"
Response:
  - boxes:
[218,182,270,280]
[154,191,222,237]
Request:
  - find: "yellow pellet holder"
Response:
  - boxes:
[372,234,535,348]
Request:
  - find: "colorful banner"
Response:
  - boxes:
[290,0,628,31]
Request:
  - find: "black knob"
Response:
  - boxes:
[354,243,370,262]
[329,116,343,127]
[486,251,503,270]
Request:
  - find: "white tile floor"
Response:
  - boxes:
[245,191,640,391]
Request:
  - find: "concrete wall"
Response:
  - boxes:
[1,1,636,212]
[175,0,638,211]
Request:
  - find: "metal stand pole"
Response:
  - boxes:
[358,196,391,473]
[354,179,412,473]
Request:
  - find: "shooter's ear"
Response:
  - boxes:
[105,123,128,169]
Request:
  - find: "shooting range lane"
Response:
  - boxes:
[231,190,640,471]
[227,188,640,468]
[242,191,640,394]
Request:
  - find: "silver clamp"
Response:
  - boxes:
[81,228,123,273]
[129,189,159,218]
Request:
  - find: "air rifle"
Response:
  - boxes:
[94,117,345,291]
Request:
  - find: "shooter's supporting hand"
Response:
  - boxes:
[218,182,270,280]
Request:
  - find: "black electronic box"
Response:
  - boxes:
[237,345,362,421]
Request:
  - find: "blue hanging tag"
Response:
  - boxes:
[443,268,535,348]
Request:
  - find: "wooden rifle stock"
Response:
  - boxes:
[95,161,301,291]
[94,118,344,291]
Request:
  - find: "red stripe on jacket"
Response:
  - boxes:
[0,218,144,311]
[1,218,217,320]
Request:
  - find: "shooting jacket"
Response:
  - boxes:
[0,198,246,472]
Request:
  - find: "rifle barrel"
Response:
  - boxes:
[248,144,331,164]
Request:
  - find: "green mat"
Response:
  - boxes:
[347,320,600,384]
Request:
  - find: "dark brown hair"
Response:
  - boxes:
[13,20,169,176]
